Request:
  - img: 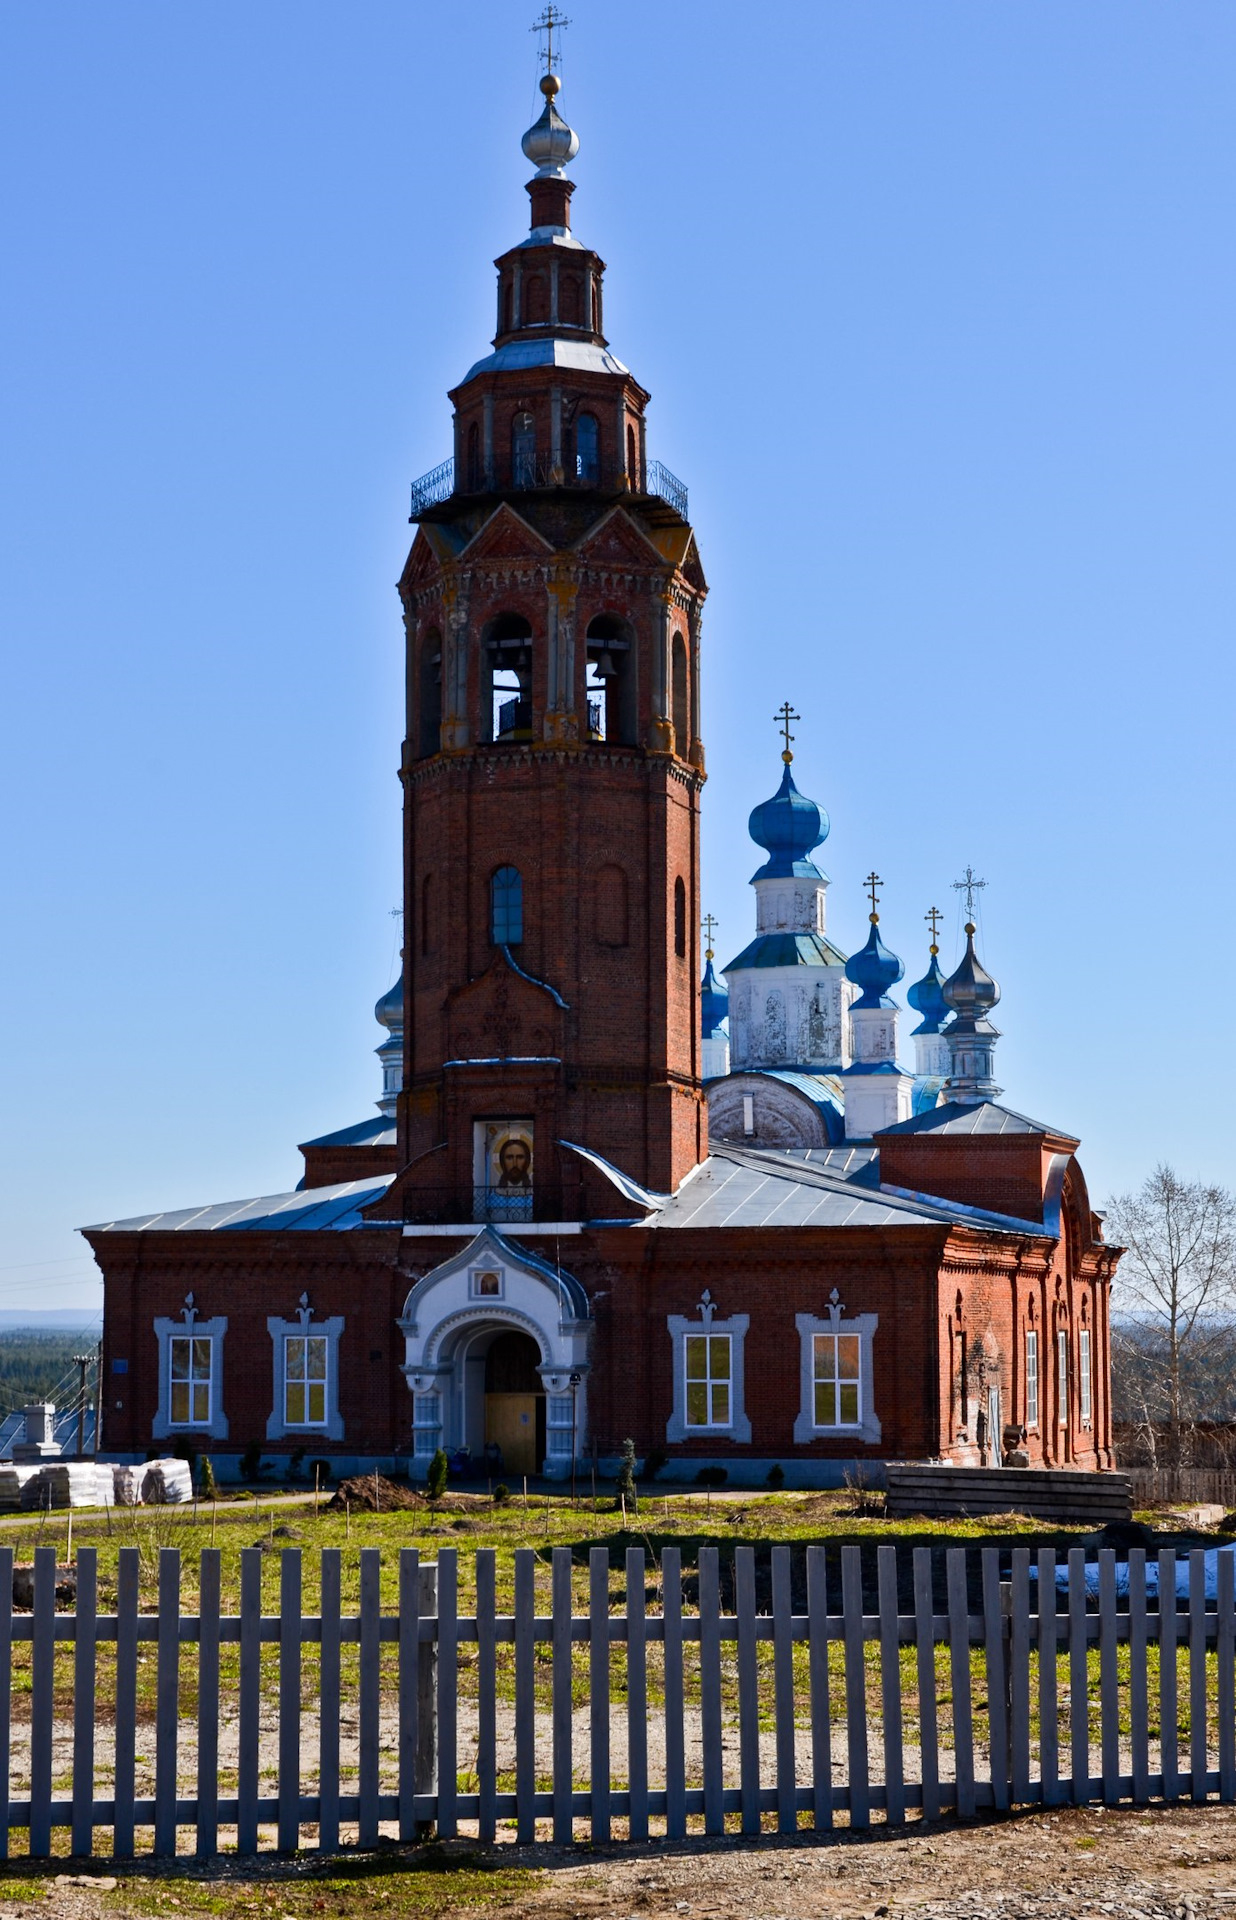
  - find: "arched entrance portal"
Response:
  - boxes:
[483,1330,546,1476]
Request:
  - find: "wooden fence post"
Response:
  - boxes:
[416,1559,438,1836]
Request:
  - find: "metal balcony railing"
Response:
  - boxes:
[409,454,689,519]
[399,1184,595,1226]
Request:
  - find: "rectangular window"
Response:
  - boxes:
[684,1333,731,1428]
[285,1335,328,1427]
[1079,1328,1092,1425]
[813,1332,862,1428]
[1025,1329,1039,1430]
[1057,1329,1069,1426]
[169,1336,212,1426]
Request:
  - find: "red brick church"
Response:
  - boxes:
[85,67,1119,1485]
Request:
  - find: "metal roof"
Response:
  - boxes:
[299,1117,396,1151]
[878,1100,1074,1139]
[460,339,631,384]
[83,1175,395,1237]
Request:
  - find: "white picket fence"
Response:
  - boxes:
[2,1539,1235,1860]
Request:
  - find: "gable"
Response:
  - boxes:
[399,528,445,595]
[444,947,567,1063]
[573,506,665,570]
[457,502,556,565]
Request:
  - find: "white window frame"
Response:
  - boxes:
[794,1294,880,1444]
[1057,1328,1069,1427]
[1079,1327,1092,1427]
[666,1294,751,1444]
[169,1335,214,1428]
[153,1299,229,1442]
[683,1331,733,1430]
[809,1329,863,1431]
[266,1302,345,1441]
[283,1332,330,1429]
[1025,1328,1039,1430]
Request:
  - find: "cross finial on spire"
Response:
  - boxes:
[531,5,570,77]
[864,871,882,921]
[775,701,799,763]
[925,904,942,954]
[702,911,718,961]
[952,865,987,925]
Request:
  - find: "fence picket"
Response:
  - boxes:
[625,1546,649,1841]
[772,1545,796,1835]
[947,1548,974,1820]
[842,1544,870,1829]
[153,1548,181,1858]
[29,1544,56,1857]
[1010,1548,1031,1806]
[1160,1549,1180,1802]
[913,1547,939,1823]
[1190,1547,1208,1804]
[807,1544,833,1831]
[551,1546,573,1844]
[1219,1550,1236,1804]
[1128,1549,1149,1805]
[662,1545,687,1840]
[318,1549,342,1854]
[1098,1550,1119,1806]
[358,1548,382,1846]
[1037,1548,1059,1808]
[0,1546,11,1862]
[113,1547,139,1858]
[416,1562,438,1829]
[435,1547,459,1841]
[735,1545,760,1836]
[196,1548,221,1859]
[1068,1546,1089,1807]
[699,1545,724,1835]
[589,1546,611,1844]
[278,1550,302,1853]
[473,1549,496,1844]
[878,1544,905,1826]
[399,1548,423,1844]
[237,1548,262,1854]
[513,1548,536,1845]
[982,1550,1008,1814]
[71,1547,97,1858]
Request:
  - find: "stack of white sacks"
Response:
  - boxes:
[140,1458,194,1504]
[0,1457,196,1509]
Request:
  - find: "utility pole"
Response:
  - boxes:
[72,1353,92,1458]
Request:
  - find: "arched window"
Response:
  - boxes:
[466,422,481,492]
[491,866,523,946]
[418,630,442,758]
[575,412,600,484]
[627,423,638,487]
[674,876,687,958]
[512,412,536,488]
[420,873,433,957]
[671,631,689,750]
[525,273,548,323]
[560,274,582,326]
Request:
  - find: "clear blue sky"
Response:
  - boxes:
[2,2,1234,1316]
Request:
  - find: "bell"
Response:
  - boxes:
[592,647,618,679]
[513,644,532,675]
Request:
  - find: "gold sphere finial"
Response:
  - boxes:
[869,911,880,925]
[781,748,793,764]
[540,71,561,98]
[929,942,939,956]
[965,921,976,937]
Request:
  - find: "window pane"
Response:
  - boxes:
[686,1381,708,1426]
[837,1336,860,1378]
[710,1336,731,1380]
[815,1381,836,1426]
[171,1383,190,1423]
[170,1339,190,1381]
[191,1382,210,1423]
[286,1338,305,1380]
[813,1335,836,1382]
[286,1383,305,1425]
[307,1383,326,1424]
[711,1383,730,1425]
[192,1339,212,1379]
[685,1336,707,1381]
[306,1338,327,1382]
[839,1383,859,1425]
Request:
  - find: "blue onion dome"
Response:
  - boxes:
[375,973,404,1033]
[907,949,950,1035]
[701,955,729,1039]
[521,74,580,178]
[942,924,1000,1031]
[748,761,829,882]
[844,916,905,1010]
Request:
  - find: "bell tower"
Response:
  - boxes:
[380,67,708,1225]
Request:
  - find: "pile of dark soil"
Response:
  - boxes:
[327,1473,424,1513]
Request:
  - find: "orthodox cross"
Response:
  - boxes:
[702,912,719,960]
[775,701,799,762]
[925,904,943,951]
[952,866,987,920]
[864,871,882,916]
[531,5,570,74]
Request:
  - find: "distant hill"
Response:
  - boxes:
[0,1310,102,1331]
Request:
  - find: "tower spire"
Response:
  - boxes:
[941,894,1003,1106]
[842,878,912,1137]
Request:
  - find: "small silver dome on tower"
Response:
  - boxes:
[521,74,580,178]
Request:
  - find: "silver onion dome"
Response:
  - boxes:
[374,974,403,1033]
[521,74,580,178]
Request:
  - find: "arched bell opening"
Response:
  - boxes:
[484,612,535,742]
[585,613,636,746]
[417,629,443,759]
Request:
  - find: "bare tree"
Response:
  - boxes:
[1108,1165,1236,1466]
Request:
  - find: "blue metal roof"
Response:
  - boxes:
[723,930,847,973]
[299,1117,396,1151]
[83,1175,396,1236]
[878,1100,1075,1139]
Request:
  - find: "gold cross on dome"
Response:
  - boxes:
[531,5,570,74]
[925,904,942,951]
[775,701,800,762]
[865,871,883,917]
[702,912,718,960]
[952,865,987,919]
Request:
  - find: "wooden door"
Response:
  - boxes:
[485,1393,540,1476]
